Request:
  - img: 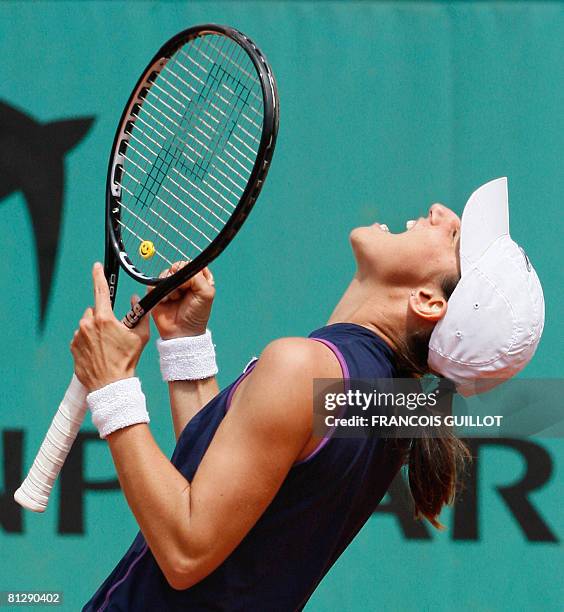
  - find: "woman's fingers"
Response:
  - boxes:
[202,267,215,286]
[153,262,188,301]
[151,262,214,304]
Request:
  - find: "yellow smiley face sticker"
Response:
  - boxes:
[139,240,155,259]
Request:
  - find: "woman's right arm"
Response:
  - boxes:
[151,265,219,439]
[167,378,219,440]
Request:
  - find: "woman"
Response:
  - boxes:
[75,178,543,611]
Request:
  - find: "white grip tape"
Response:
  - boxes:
[14,374,87,512]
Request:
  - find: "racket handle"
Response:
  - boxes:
[14,375,88,512]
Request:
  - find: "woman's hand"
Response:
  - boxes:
[70,263,150,392]
[151,262,215,339]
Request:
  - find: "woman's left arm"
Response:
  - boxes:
[105,338,328,590]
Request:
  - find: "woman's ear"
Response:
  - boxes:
[408,287,447,322]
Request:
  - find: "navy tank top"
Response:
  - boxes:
[84,323,403,611]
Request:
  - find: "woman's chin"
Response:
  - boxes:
[350,224,388,244]
[350,226,392,271]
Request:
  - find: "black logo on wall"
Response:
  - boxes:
[0,101,94,328]
[0,433,559,540]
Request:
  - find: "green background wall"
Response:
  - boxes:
[1,2,562,610]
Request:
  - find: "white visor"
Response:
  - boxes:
[428,178,545,396]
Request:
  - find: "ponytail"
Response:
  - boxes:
[390,274,471,529]
[404,381,471,529]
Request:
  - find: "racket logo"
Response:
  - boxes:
[123,302,145,328]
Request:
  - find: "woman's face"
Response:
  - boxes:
[350,203,461,288]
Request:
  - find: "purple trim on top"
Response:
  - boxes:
[294,337,350,466]
[310,338,350,388]
[225,359,258,411]
[98,543,148,612]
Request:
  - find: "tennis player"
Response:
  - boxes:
[75,178,543,611]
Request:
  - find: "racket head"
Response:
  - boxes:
[105,24,279,307]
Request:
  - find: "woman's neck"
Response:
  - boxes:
[328,275,400,352]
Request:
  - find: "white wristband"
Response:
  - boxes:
[157,330,218,381]
[87,377,149,439]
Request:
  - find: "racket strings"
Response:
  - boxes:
[170,39,260,202]
[150,38,258,225]
[118,33,264,278]
[152,41,244,238]
[119,36,234,265]
[121,46,244,270]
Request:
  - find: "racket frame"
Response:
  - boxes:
[105,24,279,326]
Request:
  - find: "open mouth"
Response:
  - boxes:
[374,219,418,233]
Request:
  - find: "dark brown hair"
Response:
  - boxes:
[391,274,471,529]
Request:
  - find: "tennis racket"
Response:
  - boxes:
[14,23,279,512]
